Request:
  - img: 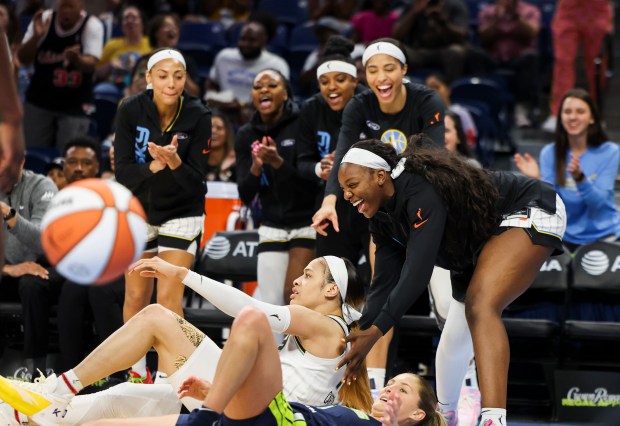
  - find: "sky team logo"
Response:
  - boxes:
[381,129,407,154]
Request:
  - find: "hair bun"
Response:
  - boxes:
[323,35,355,58]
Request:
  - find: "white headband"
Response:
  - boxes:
[362,42,406,67]
[323,256,362,325]
[147,49,186,71]
[342,147,407,179]
[317,60,357,79]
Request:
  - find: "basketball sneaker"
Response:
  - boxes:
[458,387,481,426]
[0,374,72,424]
[127,367,153,384]
[0,400,28,426]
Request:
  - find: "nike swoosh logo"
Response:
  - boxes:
[413,219,428,229]
[202,149,210,155]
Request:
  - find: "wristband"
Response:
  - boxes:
[575,172,586,183]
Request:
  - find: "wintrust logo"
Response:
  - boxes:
[580,250,610,275]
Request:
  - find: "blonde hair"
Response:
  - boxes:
[411,374,447,426]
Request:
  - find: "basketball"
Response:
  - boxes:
[41,179,147,285]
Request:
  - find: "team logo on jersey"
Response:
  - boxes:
[317,131,331,157]
[413,208,429,229]
[135,126,150,164]
[366,120,380,131]
[381,129,407,154]
[281,139,295,147]
[174,132,188,141]
[359,132,367,139]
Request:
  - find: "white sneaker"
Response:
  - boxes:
[0,375,71,425]
[0,400,28,426]
[514,103,532,128]
[542,115,557,133]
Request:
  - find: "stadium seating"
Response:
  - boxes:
[91,82,123,141]
[177,21,228,79]
[255,0,310,27]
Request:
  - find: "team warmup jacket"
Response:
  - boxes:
[365,170,558,334]
[114,90,211,226]
[235,99,319,228]
[325,81,446,197]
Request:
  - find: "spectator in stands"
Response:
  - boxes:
[311,38,445,394]
[44,156,68,190]
[124,54,149,97]
[114,48,210,383]
[1,160,61,379]
[444,111,480,168]
[471,0,541,128]
[205,0,252,27]
[96,5,151,88]
[147,13,200,97]
[514,88,620,252]
[542,0,613,132]
[351,0,399,45]
[0,2,21,56]
[309,0,357,22]
[207,110,236,182]
[336,138,566,426]
[17,0,104,151]
[205,16,289,127]
[235,69,318,306]
[392,0,469,83]
[296,35,371,291]
[426,73,477,149]
[0,24,25,286]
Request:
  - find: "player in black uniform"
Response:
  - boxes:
[296,36,371,286]
[114,47,211,380]
[235,69,319,306]
[336,138,566,426]
[311,37,446,393]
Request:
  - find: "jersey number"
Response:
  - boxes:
[53,69,82,88]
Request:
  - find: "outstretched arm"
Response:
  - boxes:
[129,257,331,339]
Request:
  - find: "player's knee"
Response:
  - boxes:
[234,306,269,332]
[134,303,168,326]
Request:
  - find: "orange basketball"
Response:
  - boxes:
[41,178,147,285]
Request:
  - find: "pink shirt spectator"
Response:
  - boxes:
[351,10,399,44]
[478,1,541,62]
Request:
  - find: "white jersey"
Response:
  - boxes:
[279,315,349,406]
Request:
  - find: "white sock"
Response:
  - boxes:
[480,407,506,425]
[58,369,84,394]
[131,355,148,377]
[367,368,385,390]
[154,371,169,384]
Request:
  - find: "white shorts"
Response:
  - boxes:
[168,336,222,411]
[145,216,203,255]
[257,224,316,253]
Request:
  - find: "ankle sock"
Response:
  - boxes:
[58,369,83,394]
[480,407,506,425]
[367,368,385,390]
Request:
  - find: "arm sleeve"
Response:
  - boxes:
[170,112,211,192]
[234,127,261,206]
[372,184,447,334]
[576,144,620,210]
[183,271,291,333]
[113,101,154,193]
[296,103,322,183]
[325,99,364,195]
[8,179,57,255]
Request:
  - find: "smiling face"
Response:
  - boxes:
[371,374,425,425]
[252,70,288,122]
[319,71,358,111]
[211,116,227,150]
[290,258,338,309]
[146,58,186,107]
[121,6,143,38]
[338,162,388,218]
[444,115,459,153]
[560,96,594,139]
[365,53,407,108]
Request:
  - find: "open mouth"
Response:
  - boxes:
[376,84,393,98]
[259,96,273,109]
[352,199,365,214]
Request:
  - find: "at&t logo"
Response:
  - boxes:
[205,235,258,259]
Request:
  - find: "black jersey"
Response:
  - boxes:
[114,90,211,226]
[325,81,445,196]
[367,170,558,334]
[235,100,319,228]
[26,12,96,114]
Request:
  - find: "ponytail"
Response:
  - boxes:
[338,332,373,413]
